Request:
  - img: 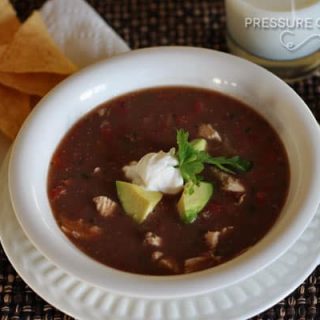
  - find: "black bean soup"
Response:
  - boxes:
[48,87,289,275]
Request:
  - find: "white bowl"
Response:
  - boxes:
[8,47,320,298]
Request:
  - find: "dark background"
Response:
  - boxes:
[1,1,320,319]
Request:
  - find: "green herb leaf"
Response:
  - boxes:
[176,129,205,185]
[176,130,194,165]
[175,129,252,183]
[202,155,252,174]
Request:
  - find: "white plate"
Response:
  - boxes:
[1,148,320,320]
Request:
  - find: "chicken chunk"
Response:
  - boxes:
[221,226,234,234]
[151,251,179,273]
[93,167,102,175]
[184,256,212,273]
[158,257,180,273]
[204,231,220,250]
[93,196,117,217]
[60,218,102,240]
[236,193,246,205]
[211,168,245,193]
[151,251,164,261]
[144,232,162,247]
[198,124,222,142]
[205,227,234,252]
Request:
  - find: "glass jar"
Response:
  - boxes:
[225,0,320,81]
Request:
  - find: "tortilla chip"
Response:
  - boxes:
[0,11,77,74]
[0,84,30,140]
[0,72,67,96]
[0,44,6,57]
[0,0,20,45]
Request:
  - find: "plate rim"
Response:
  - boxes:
[8,46,320,298]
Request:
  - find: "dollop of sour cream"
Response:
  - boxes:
[123,148,184,194]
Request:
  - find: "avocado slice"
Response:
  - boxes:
[177,182,213,223]
[191,138,207,151]
[116,181,163,223]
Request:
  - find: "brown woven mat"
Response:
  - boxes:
[1,0,320,319]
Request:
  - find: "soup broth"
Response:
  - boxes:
[48,87,289,275]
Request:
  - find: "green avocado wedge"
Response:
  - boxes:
[116,181,163,223]
[177,181,213,223]
[190,138,207,151]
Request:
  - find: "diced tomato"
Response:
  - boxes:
[256,191,266,204]
[49,185,66,201]
[100,124,113,141]
[193,101,204,113]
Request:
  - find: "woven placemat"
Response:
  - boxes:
[1,1,320,319]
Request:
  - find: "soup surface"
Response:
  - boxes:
[48,87,289,275]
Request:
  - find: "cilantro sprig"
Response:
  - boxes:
[176,129,252,185]
[203,155,252,174]
[176,130,205,184]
